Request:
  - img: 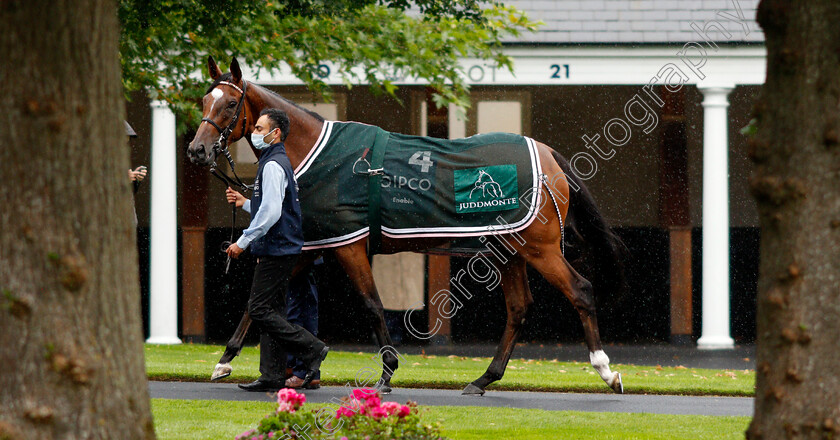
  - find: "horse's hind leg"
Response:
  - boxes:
[463,255,533,396]
[333,241,399,393]
[525,249,623,393]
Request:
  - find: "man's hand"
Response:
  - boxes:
[128,166,148,182]
[226,243,244,259]
[226,187,247,208]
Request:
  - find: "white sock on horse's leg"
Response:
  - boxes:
[212,362,232,381]
[589,350,617,383]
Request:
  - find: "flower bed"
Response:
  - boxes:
[236,388,447,440]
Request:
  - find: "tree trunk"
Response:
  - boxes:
[748,1,840,438]
[0,1,155,439]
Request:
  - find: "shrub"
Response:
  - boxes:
[235,388,447,440]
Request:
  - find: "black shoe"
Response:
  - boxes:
[238,380,284,392]
[301,346,329,389]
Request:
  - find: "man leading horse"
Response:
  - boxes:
[224,107,329,392]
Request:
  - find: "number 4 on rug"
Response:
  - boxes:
[408,151,433,173]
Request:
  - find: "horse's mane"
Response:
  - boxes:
[262,87,326,123]
[206,73,325,123]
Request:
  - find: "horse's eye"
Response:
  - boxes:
[227,101,236,108]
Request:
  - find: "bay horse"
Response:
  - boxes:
[187,57,625,395]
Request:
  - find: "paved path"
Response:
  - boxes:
[150,381,753,417]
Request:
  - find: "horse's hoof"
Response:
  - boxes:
[461,383,485,396]
[609,372,624,394]
[211,363,232,381]
[375,379,392,394]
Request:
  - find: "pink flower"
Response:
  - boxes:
[398,405,411,418]
[369,406,388,420]
[352,388,378,400]
[235,429,256,440]
[335,404,358,419]
[360,393,381,409]
[276,388,306,413]
[277,388,306,405]
[381,401,401,416]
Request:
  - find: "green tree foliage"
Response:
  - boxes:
[119,0,539,131]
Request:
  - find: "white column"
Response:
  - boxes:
[697,86,734,350]
[448,103,466,139]
[146,100,181,344]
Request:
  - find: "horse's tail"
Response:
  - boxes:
[550,150,627,297]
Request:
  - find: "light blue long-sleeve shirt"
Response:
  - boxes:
[236,162,287,249]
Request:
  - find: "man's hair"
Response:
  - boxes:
[259,108,290,142]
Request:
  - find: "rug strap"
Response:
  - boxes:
[367,128,389,254]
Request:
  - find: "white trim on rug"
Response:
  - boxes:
[294,120,334,177]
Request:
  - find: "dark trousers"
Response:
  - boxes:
[248,254,325,382]
[286,271,319,379]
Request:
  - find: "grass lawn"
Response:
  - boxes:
[152,398,751,440]
[145,343,755,396]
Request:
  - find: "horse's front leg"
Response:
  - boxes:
[333,241,398,393]
[212,311,251,380]
[462,256,532,395]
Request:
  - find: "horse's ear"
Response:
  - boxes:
[230,57,242,83]
[208,56,221,80]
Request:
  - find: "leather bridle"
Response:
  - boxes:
[201,79,254,273]
[201,80,253,193]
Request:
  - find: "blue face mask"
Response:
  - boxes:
[251,129,279,150]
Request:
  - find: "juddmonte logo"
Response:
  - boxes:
[470,170,504,198]
[454,165,519,213]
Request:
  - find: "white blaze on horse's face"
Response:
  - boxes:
[208,88,224,117]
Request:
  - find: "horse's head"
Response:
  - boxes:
[187,56,249,166]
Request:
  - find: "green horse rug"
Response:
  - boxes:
[294,121,542,250]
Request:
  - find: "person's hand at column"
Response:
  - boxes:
[128,165,147,182]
